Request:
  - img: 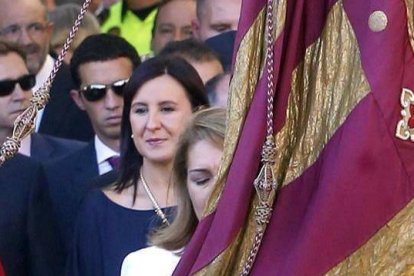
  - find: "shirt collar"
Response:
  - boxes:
[94,135,119,165]
[18,135,31,157]
[34,55,54,92]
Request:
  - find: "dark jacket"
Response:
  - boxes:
[0,154,63,276]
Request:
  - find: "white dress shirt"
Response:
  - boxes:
[94,135,119,175]
[18,135,31,157]
[34,55,55,132]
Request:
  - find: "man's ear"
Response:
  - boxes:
[191,19,201,40]
[70,89,86,111]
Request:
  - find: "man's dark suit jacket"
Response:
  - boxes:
[37,61,94,142]
[0,154,63,276]
[45,141,99,254]
[31,133,86,163]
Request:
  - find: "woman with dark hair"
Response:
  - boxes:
[121,107,226,276]
[67,56,209,276]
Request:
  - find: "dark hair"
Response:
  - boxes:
[70,34,141,88]
[158,38,220,64]
[0,40,27,61]
[115,55,209,195]
[205,72,228,104]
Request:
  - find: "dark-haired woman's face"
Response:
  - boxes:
[129,74,193,164]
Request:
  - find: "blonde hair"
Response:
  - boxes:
[151,107,226,251]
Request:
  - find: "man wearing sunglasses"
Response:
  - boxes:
[0,41,64,275]
[45,34,140,258]
[0,0,94,142]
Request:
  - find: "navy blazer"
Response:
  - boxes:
[45,141,99,254]
[31,133,86,163]
[37,62,94,142]
[0,154,63,276]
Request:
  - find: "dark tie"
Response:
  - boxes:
[108,156,120,170]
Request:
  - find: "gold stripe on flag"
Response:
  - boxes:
[327,198,414,276]
[196,1,370,274]
[204,8,267,215]
[405,0,414,53]
[274,0,370,188]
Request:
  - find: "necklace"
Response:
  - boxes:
[139,168,170,226]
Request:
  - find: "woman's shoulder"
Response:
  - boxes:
[121,246,181,276]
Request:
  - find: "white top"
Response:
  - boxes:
[121,246,181,276]
[94,135,119,175]
[18,135,31,156]
[34,55,54,132]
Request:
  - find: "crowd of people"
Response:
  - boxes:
[0,0,240,275]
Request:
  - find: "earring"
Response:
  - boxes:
[131,134,134,138]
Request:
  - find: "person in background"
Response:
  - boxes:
[204,30,236,71]
[205,71,230,108]
[0,155,63,276]
[0,41,86,164]
[121,107,226,276]
[192,0,241,41]
[0,0,94,141]
[53,0,111,24]
[0,44,63,275]
[150,0,196,56]
[101,0,161,56]
[49,3,101,64]
[45,34,140,258]
[159,38,223,83]
[67,55,209,276]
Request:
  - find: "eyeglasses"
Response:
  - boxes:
[0,74,36,97]
[0,22,50,40]
[80,78,129,102]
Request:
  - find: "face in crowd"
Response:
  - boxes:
[121,56,208,171]
[0,0,53,75]
[0,52,34,137]
[186,137,223,220]
[71,57,134,148]
[151,0,196,55]
[194,0,242,41]
[130,74,194,164]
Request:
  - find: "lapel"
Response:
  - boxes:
[73,141,99,186]
[31,133,55,161]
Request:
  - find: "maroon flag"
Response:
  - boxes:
[0,260,4,276]
[175,0,414,275]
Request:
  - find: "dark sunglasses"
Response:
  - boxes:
[0,74,36,97]
[80,78,129,102]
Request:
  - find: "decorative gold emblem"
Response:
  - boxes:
[368,11,388,32]
[396,88,414,141]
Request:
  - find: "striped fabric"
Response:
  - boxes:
[174,0,414,275]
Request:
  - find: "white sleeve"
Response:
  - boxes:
[120,246,181,276]
[120,252,137,276]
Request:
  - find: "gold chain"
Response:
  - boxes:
[240,0,280,274]
[139,168,170,226]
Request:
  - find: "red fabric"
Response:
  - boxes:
[0,260,5,276]
[174,0,414,275]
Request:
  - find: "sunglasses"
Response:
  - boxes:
[0,74,36,97]
[80,78,129,102]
